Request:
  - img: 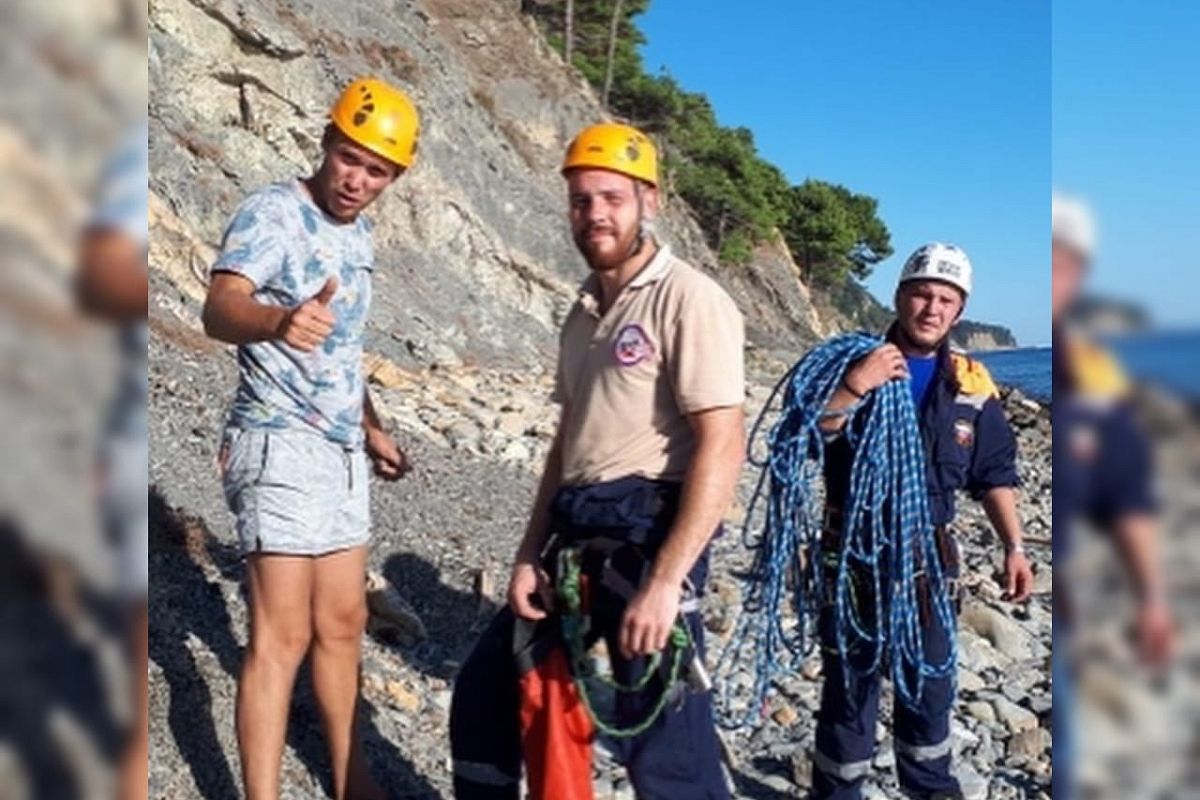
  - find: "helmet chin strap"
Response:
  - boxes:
[623,181,652,262]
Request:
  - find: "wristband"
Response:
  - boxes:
[842,378,866,400]
[1006,543,1025,556]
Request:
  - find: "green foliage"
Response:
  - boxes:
[525,1,891,279]
[822,278,894,332]
[527,0,649,91]
[784,180,893,285]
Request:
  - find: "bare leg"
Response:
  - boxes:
[310,546,383,800]
[237,554,315,800]
[117,601,148,800]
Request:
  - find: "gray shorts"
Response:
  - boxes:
[220,427,370,556]
[100,433,149,598]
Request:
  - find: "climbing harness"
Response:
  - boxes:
[715,333,958,729]
[555,545,695,739]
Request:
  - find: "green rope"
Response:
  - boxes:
[556,547,691,739]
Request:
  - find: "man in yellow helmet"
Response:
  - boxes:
[450,122,746,799]
[76,119,149,800]
[201,77,417,800]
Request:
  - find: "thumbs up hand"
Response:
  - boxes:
[312,277,338,306]
[277,277,338,352]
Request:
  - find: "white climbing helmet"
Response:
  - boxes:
[1052,190,1096,262]
[897,242,973,297]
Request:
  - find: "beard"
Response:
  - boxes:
[573,222,642,271]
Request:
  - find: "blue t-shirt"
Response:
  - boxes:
[906,354,938,410]
[212,180,376,447]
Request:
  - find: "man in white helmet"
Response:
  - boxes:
[809,243,1033,800]
[1051,192,1174,799]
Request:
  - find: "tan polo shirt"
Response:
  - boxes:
[553,244,745,486]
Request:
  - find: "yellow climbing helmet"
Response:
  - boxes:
[562,122,658,187]
[329,77,420,169]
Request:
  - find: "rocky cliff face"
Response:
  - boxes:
[0,4,147,798]
[1068,294,1150,336]
[951,320,1019,351]
[1,0,147,581]
[149,0,832,369]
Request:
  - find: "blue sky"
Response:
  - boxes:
[639,1,1050,345]
[1053,0,1200,330]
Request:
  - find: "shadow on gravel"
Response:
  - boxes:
[358,698,445,799]
[731,776,803,799]
[280,661,442,798]
[992,769,1042,798]
[0,517,126,798]
[381,551,501,680]
[730,756,806,799]
[149,488,442,799]
[149,487,246,799]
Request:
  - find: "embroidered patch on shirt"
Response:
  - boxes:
[954,418,975,447]
[1070,422,1099,463]
[613,323,655,366]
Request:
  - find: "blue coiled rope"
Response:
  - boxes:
[715,332,957,729]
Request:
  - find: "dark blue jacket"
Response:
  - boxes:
[1052,330,1155,562]
[825,331,1019,527]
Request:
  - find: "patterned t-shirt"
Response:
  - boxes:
[212,179,376,447]
[92,121,149,440]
